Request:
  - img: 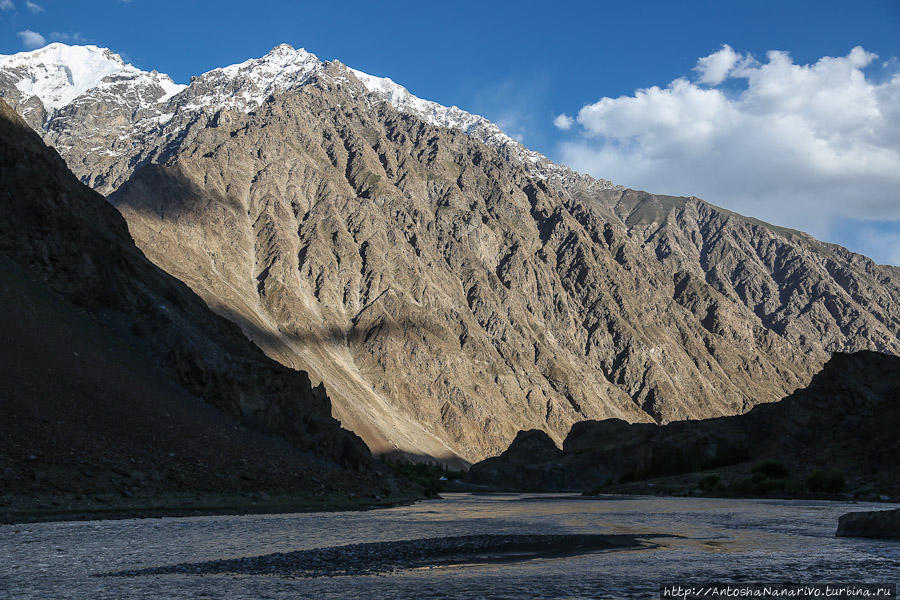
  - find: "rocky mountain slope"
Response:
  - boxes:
[0,97,385,512]
[465,350,900,498]
[3,43,899,465]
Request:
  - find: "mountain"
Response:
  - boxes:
[0,96,388,516]
[465,350,900,499]
[2,43,899,465]
[0,43,183,120]
[0,43,616,196]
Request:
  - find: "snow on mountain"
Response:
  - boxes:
[0,42,616,191]
[350,68,523,152]
[176,43,322,113]
[165,44,605,187]
[175,43,511,145]
[350,68,491,134]
[347,66,617,190]
[346,63,617,190]
[0,43,184,111]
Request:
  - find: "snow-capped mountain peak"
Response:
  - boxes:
[0,43,131,110]
[0,42,186,119]
[1,41,534,160]
[350,69,477,130]
[180,44,324,112]
[217,43,320,81]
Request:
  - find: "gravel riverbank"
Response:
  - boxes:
[102,534,649,578]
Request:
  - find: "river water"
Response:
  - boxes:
[2,493,898,599]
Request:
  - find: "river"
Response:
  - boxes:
[2,493,898,599]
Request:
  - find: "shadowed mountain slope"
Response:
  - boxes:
[466,350,900,497]
[0,98,381,502]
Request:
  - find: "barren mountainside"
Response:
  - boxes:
[3,44,899,464]
[0,98,372,482]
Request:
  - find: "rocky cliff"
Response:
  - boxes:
[3,43,899,465]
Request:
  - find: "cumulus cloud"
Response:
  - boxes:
[25,0,42,12]
[554,113,574,130]
[693,44,756,85]
[557,45,900,263]
[17,29,46,49]
[0,0,15,11]
[694,44,739,85]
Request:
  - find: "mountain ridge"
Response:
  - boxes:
[2,43,898,465]
[0,42,616,196]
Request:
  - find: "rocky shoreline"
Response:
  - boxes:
[102,534,650,578]
[836,508,900,539]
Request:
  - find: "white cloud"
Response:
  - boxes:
[17,29,46,49]
[694,44,756,85]
[557,46,900,260]
[554,113,574,130]
[0,0,15,11]
[25,0,42,12]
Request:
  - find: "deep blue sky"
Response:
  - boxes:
[2,0,899,261]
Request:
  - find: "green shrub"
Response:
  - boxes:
[751,460,790,479]
[385,459,463,497]
[756,478,790,493]
[615,438,751,484]
[699,474,720,492]
[619,472,637,485]
[730,477,755,495]
[725,475,790,496]
[805,470,845,494]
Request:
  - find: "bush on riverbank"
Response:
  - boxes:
[616,438,751,484]
[699,474,720,493]
[585,464,851,501]
[751,460,790,479]
[715,466,845,497]
[383,459,464,497]
[805,469,845,494]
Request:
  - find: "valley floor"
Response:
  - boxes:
[3,494,897,600]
